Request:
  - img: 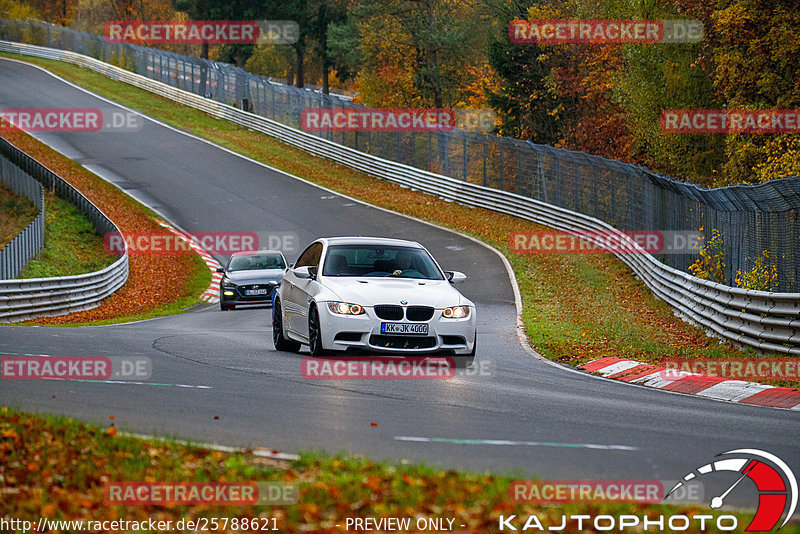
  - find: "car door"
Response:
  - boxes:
[283,241,323,338]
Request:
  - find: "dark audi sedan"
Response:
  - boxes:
[218,250,288,311]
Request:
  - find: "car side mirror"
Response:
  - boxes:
[216,267,224,273]
[293,266,316,280]
[446,271,467,284]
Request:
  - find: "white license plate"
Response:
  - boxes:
[381,322,428,335]
[245,288,270,296]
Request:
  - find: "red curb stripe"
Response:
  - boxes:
[610,364,662,382]
[661,374,729,394]
[739,388,800,409]
[580,357,627,372]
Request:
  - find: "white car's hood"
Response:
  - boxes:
[322,277,469,308]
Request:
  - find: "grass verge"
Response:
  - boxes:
[0,52,766,367]
[19,189,116,278]
[0,181,38,247]
[0,407,761,533]
[0,126,211,325]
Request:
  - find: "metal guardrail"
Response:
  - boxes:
[2,18,799,291]
[1,40,798,353]
[0,135,128,322]
[0,155,44,278]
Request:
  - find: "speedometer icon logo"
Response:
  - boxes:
[665,449,797,531]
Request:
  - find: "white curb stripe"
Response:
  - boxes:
[696,381,775,402]
[594,360,642,377]
[583,357,799,410]
[155,220,220,303]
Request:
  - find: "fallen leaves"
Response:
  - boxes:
[0,129,204,324]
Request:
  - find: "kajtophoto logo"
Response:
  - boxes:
[499,449,796,531]
[665,449,798,532]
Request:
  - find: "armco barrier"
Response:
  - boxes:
[0,40,798,352]
[3,19,797,291]
[0,135,128,322]
[0,155,44,278]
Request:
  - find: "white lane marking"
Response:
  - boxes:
[394,436,638,451]
[121,432,301,460]
[81,380,211,388]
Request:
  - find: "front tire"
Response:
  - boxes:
[273,298,301,352]
[454,332,476,368]
[308,305,325,356]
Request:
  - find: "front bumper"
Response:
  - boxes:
[317,303,476,355]
[220,283,278,306]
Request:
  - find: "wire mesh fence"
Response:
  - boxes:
[1,18,798,290]
[0,154,44,279]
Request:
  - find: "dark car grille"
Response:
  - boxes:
[374,305,403,320]
[369,335,437,350]
[236,283,275,299]
[406,306,434,321]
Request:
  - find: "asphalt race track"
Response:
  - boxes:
[1,59,798,508]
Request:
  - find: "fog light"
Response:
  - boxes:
[223,290,234,296]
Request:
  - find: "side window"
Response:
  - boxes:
[295,242,323,269]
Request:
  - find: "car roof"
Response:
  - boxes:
[322,236,423,248]
[230,249,285,256]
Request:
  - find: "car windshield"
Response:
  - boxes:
[322,245,444,280]
[227,253,285,272]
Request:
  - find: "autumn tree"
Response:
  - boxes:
[713,0,800,183]
[330,0,488,108]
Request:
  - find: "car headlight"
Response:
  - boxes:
[220,277,236,288]
[442,306,470,319]
[327,301,365,315]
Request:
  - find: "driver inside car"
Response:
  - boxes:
[391,250,413,276]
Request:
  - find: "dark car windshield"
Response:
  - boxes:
[322,245,444,280]
[227,253,285,272]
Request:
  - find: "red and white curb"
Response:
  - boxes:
[155,220,221,303]
[581,357,800,410]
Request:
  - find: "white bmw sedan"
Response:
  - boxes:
[272,237,476,366]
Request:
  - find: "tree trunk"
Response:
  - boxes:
[295,44,304,88]
[322,53,330,94]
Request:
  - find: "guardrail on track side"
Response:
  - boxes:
[0,39,797,352]
[0,135,128,322]
[0,155,44,278]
